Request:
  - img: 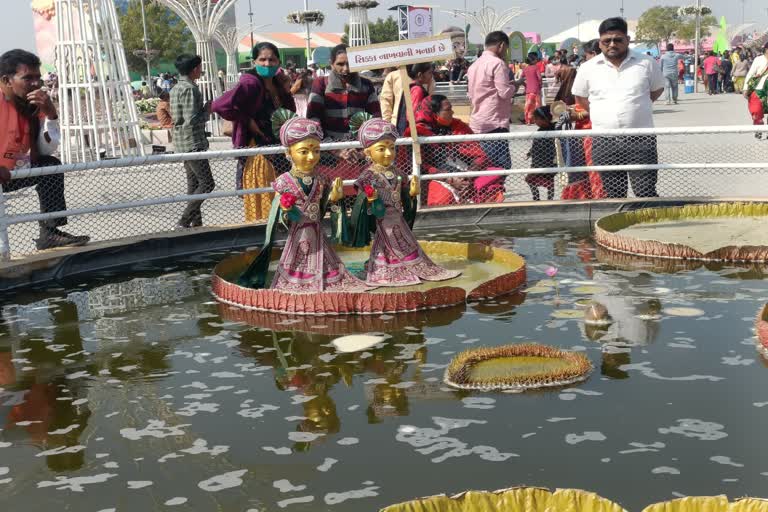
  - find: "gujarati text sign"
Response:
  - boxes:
[347,35,456,72]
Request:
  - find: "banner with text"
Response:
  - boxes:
[408,6,433,39]
[347,35,456,72]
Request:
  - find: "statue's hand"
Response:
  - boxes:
[329,177,344,202]
[409,175,420,197]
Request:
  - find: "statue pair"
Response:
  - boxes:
[237,110,460,292]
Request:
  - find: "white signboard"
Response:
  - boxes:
[408,6,433,39]
[347,35,456,72]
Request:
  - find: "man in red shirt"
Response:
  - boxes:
[0,49,89,250]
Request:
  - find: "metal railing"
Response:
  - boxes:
[2,124,768,260]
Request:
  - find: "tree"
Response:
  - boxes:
[635,5,717,47]
[675,15,717,42]
[635,6,680,48]
[118,0,195,75]
[342,16,399,45]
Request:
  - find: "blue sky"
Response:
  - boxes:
[1,0,762,55]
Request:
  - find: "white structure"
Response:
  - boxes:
[53,0,144,163]
[214,25,247,89]
[443,6,532,41]
[338,0,379,47]
[155,0,239,135]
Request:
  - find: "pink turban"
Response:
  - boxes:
[357,118,399,148]
[279,117,324,147]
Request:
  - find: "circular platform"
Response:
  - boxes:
[443,343,593,392]
[595,203,768,262]
[212,241,526,316]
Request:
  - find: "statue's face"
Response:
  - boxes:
[288,139,321,173]
[365,139,396,167]
[451,33,467,58]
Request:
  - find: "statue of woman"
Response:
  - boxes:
[237,111,372,293]
[348,115,461,287]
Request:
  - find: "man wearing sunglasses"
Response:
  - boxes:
[572,17,665,198]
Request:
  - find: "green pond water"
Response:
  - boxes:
[1,225,768,511]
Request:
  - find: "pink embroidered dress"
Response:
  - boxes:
[270,172,371,293]
[353,164,462,287]
[236,114,372,293]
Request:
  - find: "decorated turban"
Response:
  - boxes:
[279,117,324,147]
[357,118,399,148]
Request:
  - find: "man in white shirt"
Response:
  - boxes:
[743,43,768,130]
[572,17,665,198]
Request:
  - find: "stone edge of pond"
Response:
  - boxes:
[0,197,755,293]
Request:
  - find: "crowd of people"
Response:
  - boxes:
[4,16,761,249]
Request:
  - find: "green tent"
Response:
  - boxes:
[712,16,729,55]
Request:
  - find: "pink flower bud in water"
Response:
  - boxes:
[545,266,559,278]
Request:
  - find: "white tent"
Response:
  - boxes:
[543,19,638,44]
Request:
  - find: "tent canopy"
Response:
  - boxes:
[543,19,638,44]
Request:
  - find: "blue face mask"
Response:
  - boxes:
[255,65,279,78]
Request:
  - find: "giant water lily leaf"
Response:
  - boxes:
[547,488,627,512]
[729,498,768,511]
[642,495,729,512]
[380,487,625,512]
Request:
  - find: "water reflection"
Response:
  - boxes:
[0,301,92,471]
[235,306,467,450]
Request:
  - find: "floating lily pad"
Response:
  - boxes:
[524,286,553,294]
[550,310,584,319]
[571,286,608,295]
[444,344,593,391]
[663,307,705,317]
[331,334,386,353]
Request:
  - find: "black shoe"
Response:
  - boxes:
[36,229,90,250]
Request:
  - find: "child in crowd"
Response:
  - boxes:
[525,106,556,201]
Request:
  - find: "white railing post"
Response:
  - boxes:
[0,184,11,261]
[411,142,422,210]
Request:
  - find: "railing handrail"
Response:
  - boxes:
[7,124,768,182]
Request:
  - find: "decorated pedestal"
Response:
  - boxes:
[212,241,526,316]
[595,203,768,262]
[443,343,592,392]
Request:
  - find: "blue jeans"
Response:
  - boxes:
[664,75,678,103]
[479,127,512,169]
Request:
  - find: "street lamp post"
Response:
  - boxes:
[248,0,254,49]
[304,0,312,64]
[139,0,152,85]
[576,12,582,41]
[694,0,701,93]
[620,0,624,18]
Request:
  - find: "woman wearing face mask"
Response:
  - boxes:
[213,42,295,221]
[403,95,504,206]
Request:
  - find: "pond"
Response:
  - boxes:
[1,225,767,511]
